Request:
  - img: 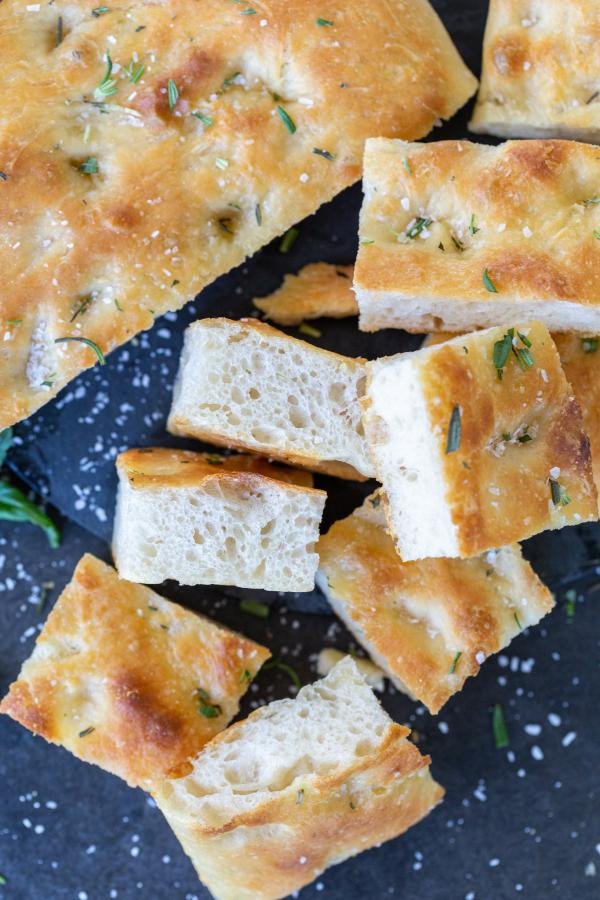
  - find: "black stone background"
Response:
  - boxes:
[1,1,599,897]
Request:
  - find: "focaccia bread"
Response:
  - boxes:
[113,448,326,591]
[355,138,600,334]
[0,554,270,788]
[425,330,600,511]
[362,322,598,561]
[317,495,554,714]
[253,262,357,325]
[153,657,444,900]
[0,0,476,432]
[470,0,600,141]
[167,318,375,479]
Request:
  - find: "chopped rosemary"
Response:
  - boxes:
[492,704,509,749]
[192,112,213,126]
[584,197,600,205]
[469,214,480,235]
[279,226,299,253]
[215,156,229,170]
[565,589,576,622]
[581,337,598,353]
[446,405,461,454]
[550,479,570,507]
[197,688,222,718]
[402,217,432,241]
[595,230,600,241]
[483,267,498,293]
[276,105,296,134]
[493,329,513,379]
[255,202,262,225]
[0,481,60,548]
[92,6,110,15]
[0,874,6,885]
[78,726,95,738]
[240,669,252,683]
[0,428,12,468]
[298,322,321,339]
[218,217,234,235]
[114,298,123,311]
[316,17,334,26]
[70,295,94,321]
[403,157,412,174]
[313,147,334,160]
[296,788,305,804]
[125,60,145,83]
[203,453,224,464]
[167,79,179,111]
[55,336,106,365]
[449,651,462,674]
[56,15,64,47]
[94,53,117,100]
[369,494,381,508]
[239,598,269,618]
[241,7,256,14]
[222,71,241,88]
[360,239,374,245]
[514,611,522,630]
[7,318,21,325]
[79,157,98,175]
[0,172,7,181]
[264,658,302,689]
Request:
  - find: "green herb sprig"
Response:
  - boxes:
[264,658,302,689]
[492,703,509,749]
[446,405,461,454]
[197,688,222,718]
[0,431,60,548]
[239,598,269,618]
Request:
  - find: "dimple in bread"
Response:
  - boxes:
[362,322,598,561]
[0,0,476,431]
[0,554,270,788]
[113,448,327,591]
[355,138,600,335]
[317,495,554,714]
[167,318,375,480]
[253,262,357,326]
[470,0,600,141]
[152,657,444,900]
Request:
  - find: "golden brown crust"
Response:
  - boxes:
[253,263,357,325]
[424,323,597,555]
[470,1,600,140]
[0,554,270,787]
[0,0,476,430]
[154,721,443,900]
[355,139,600,333]
[117,447,316,490]
[317,496,554,713]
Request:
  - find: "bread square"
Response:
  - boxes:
[253,262,357,325]
[362,322,598,561]
[153,657,444,900]
[0,0,476,432]
[0,554,270,788]
[470,0,600,141]
[113,447,326,591]
[355,138,600,335]
[167,318,374,479]
[317,495,554,714]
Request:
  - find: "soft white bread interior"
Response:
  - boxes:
[317,494,554,714]
[167,318,374,480]
[362,322,598,560]
[153,657,444,900]
[113,448,326,592]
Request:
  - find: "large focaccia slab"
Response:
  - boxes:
[0,554,270,788]
[470,0,600,141]
[355,139,600,334]
[317,495,554,714]
[0,0,476,431]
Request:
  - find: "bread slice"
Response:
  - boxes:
[362,322,598,561]
[470,1,600,141]
[355,138,600,334]
[424,330,600,513]
[167,318,375,480]
[0,554,270,788]
[0,0,476,432]
[253,263,357,326]
[152,657,443,900]
[317,495,554,714]
[113,448,326,591]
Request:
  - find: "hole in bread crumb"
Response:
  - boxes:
[248,387,260,400]
[192,529,204,545]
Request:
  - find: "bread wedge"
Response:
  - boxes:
[355,138,600,334]
[362,322,598,561]
[113,448,326,591]
[0,0,476,432]
[152,657,444,900]
[0,554,270,788]
[167,318,374,479]
[317,495,554,714]
[425,330,600,513]
[470,1,600,141]
[253,263,357,326]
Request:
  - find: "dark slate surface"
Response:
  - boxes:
[2,1,600,898]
